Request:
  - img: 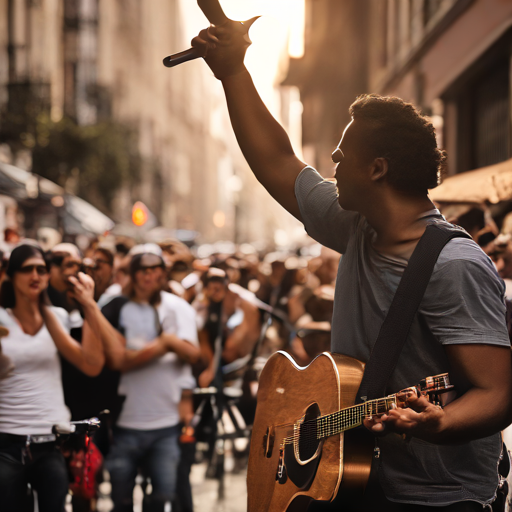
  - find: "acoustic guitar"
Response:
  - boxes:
[247,351,454,512]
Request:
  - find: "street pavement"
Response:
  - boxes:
[190,462,247,512]
[91,460,248,512]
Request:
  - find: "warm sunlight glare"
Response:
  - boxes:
[178,0,305,150]
[220,0,305,58]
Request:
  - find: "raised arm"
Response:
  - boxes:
[42,305,104,377]
[79,295,174,373]
[82,302,127,370]
[192,21,306,219]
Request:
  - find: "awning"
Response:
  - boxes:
[0,162,115,235]
[0,161,64,199]
[430,158,512,204]
[63,194,115,235]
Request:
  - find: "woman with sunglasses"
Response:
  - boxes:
[0,243,104,512]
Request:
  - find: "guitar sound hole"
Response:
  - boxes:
[298,403,320,461]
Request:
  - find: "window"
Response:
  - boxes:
[473,64,510,168]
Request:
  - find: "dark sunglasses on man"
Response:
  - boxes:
[82,258,97,275]
[62,260,82,271]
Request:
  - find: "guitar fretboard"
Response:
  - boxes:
[316,396,397,439]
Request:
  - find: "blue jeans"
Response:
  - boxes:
[106,425,181,512]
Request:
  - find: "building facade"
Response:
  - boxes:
[368,0,512,177]
[0,0,297,246]
[284,0,512,180]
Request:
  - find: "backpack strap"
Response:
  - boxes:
[357,221,471,403]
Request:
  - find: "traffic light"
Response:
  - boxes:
[132,201,149,227]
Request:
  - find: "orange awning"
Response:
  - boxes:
[429,158,512,204]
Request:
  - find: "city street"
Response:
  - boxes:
[190,463,247,512]
[93,460,248,512]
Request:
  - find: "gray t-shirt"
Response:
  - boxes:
[295,166,510,506]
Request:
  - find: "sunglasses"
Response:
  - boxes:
[62,261,81,270]
[18,265,48,276]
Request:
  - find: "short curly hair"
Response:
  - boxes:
[349,94,444,193]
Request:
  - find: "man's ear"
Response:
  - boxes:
[370,157,389,182]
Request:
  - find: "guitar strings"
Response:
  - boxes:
[280,397,396,446]
[281,400,386,446]
[277,378,449,448]
[281,406,367,445]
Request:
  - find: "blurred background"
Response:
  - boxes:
[0,0,511,252]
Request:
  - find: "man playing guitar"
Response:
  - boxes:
[190,17,512,512]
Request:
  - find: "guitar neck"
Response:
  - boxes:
[316,395,398,439]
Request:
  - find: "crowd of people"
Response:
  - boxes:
[0,231,345,512]
[1,200,512,512]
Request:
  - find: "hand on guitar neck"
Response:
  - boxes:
[247,352,456,512]
[363,390,444,441]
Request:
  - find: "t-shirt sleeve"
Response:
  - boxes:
[295,166,361,254]
[177,366,196,390]
[175,300,199,347]
[101,296,129,334]
[50,306,71,334]
[421,242,510,347]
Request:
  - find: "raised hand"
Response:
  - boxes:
[68,272,96,308]
[191,17,259,80]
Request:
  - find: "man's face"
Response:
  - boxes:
[332,120,372,211]
[61,254,82,290]
[92,251,113,297]
[205,280,227,304]
[49,252,81,292]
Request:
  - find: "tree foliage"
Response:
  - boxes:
[30,114,141,214]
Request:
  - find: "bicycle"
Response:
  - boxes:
[53,415,103,510]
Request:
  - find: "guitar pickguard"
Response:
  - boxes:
[284,441,323,490]
[283,403,323,490]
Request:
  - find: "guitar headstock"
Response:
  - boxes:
[417,373,454,396]
[395,373,455,408]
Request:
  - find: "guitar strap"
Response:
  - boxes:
[356,220,471,403]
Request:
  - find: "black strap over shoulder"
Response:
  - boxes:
[356,221,472,403]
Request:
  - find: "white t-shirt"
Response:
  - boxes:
[97,283,122,309]
[116,291,198,430]
[0,306,71,435]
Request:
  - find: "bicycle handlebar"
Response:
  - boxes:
[52,411,107,436]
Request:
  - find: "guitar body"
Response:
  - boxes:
[247,351,374,512]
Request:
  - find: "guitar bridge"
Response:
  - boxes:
[276,446,287,484]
